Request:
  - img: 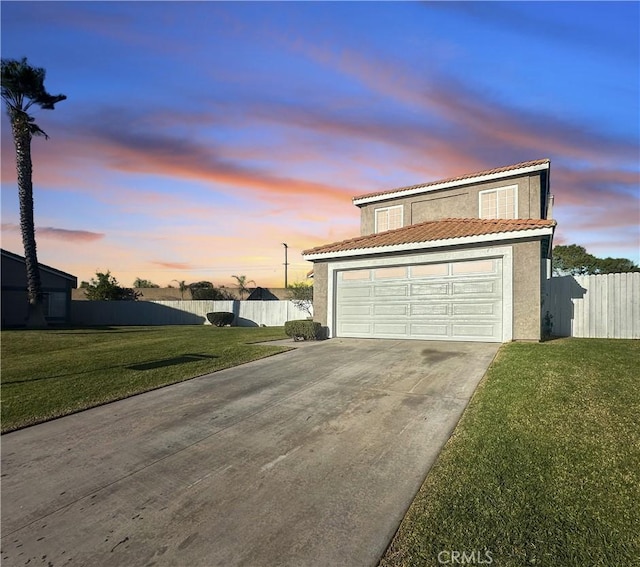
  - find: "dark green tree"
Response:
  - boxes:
[594,256,640,274]
[552,245,598,275]
[553,244,639,275]
[84,271,140,301]
[133,278,159,288]
[1,58,66,327]
[189,281,235,300]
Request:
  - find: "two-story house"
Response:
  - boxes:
[302,158,556,342]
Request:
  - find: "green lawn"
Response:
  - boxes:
[381,338,640,567]
[1,325,288,432]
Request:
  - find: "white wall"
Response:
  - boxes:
[70,300,312,327]
[547,273,640,339]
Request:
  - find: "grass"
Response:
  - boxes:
[1,325,288,432]
[381,338,640,567]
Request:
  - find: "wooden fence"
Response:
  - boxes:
[546,273,640,339]
[70,300,311,327]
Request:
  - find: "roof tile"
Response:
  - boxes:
[353,158,550,202]
[303,218,556,256]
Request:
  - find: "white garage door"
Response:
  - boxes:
[335,258,503,342]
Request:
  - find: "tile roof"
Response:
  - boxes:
[353,158,550,203]
[303,218,556,257]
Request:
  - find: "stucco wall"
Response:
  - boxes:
[359,172,546,236]
[311,262,329,327]
[512,239,542,340]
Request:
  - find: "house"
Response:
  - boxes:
[246,287,280,300]
[1,249,77,327]
[302,159,556,342]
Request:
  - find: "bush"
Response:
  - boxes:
[84,271,141,301]
[284,320,321,341]
[207,312,235,327]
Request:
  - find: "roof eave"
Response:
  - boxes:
[1,248,78,282]
[302,226,555,261]
[352,162,550,206]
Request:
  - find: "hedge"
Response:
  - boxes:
[206,312,235,327]
[284,320,321,341]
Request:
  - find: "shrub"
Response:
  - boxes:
[84,271,141,301]
[284,319,321,341]
[207,312,235,327]
[287,282,313,317]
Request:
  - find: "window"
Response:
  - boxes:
[451,259,495,275]
[44,292,66,318]
[341,269,371,281]
[479,186,517,219]
[375,205,403,233]
[373,266,407,280]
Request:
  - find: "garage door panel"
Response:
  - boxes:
[452,324,499,338]
[374,285,408,297]
[341,305,372,317]
[373,323,408,335]
[374,304,408,316]
[411,283,449,296]
[410,323,449,336]
[340,322,372,335]
[336,258,503,342]
[341,287,372,298]
[452,302,498,316]
[452,281,498,295]
[411,303,448,316]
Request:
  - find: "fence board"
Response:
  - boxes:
[71,300,311,327]
[547,273,640,339]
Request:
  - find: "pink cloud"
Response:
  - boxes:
[1,223,104,242]
[151,261,194,270]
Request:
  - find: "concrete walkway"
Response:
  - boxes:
[1,338,499,567]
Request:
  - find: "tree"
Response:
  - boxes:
[553,244,639,276]
[2,58,66,327]
[594,256,640,274]
[189,281,235,300]
[170,279,188,300]
[133,278,159,288]
[84,271,140,301]
[287,281,313,317]
[552,245,598,275]
[232,274,256,299]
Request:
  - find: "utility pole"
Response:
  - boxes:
[282,243,289,288]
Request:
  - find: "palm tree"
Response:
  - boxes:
[171,279,188,300]
[232,275,256,299]
[1,58,66,327]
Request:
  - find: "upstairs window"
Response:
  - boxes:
[479,186,517,219]
[375,205,403,233]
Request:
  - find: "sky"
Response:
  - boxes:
[1,1,639,289]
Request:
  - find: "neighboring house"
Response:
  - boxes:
[247,287,280,300]
[1,249,77,327]
[302,158,556,343]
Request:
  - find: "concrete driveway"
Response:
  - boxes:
[1,338,499,567]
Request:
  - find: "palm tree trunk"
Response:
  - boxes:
[12,117,47,328]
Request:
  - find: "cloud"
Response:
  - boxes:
[423,2,639,62]
[65,106,353,203]
[1,223,105,242]
[151,260,194,270]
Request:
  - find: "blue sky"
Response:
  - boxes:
[2,1,638,288]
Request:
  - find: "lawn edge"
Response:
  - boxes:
[1,344,294,435]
